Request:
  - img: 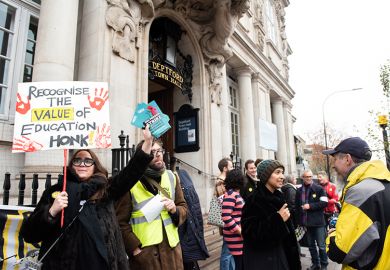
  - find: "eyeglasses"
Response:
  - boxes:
[151,149,165,156]
[302,175,312,178]
[72,158,95,167]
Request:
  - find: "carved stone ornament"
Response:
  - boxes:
[208,61,224,105]
[106,0,249,106]
[254,0,264,27]
[106,0,156,62]
[174,0,249,65]
[174,0,249,105]
[256,26,265,51]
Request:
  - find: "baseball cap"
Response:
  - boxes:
[322,137,372,161]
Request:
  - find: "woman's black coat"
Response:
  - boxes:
[241,183,301,270]
[21,149,152,270]
[178,169,209,262]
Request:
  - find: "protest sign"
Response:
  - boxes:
[0,205,39,270]
[12,81,111,152]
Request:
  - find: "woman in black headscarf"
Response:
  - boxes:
[241,159,301,270]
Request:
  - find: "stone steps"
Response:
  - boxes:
[198,215,223,270]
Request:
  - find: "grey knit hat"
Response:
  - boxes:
[257,159,285,184]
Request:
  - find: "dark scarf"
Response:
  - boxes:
[142,165,166,194]
[144,165,165,179]
[57,168,109,268]
[301,183,311,225]
[256,182,286,210]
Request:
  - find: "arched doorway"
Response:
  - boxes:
[148,17,193,161]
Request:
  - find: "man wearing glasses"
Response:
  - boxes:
[323,137,390,270]
[116,139,188,270]
[296,169,328,270]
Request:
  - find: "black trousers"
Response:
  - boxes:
[233,255,243,270]
[183,261,200,270]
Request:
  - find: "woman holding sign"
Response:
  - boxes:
[21,126,154,270]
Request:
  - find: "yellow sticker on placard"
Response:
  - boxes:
[51,191,60,199]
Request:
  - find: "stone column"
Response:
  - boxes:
[32,0,79,81]
[219,66,231,157]
[24,0,80,173]
[208,64,229,176]
[252,73,269,159]
[264,86,274,159]
[272,98,288,166]
[235,66,256,161]
[285,102,297,175]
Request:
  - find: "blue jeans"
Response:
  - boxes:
[306,226,328,267]
[220,239,235,270]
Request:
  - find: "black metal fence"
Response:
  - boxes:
[111,130,136,176]
[111,130,172,174]
[2,173,62,206]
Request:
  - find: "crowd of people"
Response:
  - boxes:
[20,132,390,270]
[213,137,389,270]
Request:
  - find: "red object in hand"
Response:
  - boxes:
[147,105,158,116]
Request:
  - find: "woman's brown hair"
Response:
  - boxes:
[69,149,109,199]
[69,149,108,177]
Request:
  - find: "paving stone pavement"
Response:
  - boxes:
[300,247,342,270]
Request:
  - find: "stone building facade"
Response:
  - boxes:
[0,0,296,211]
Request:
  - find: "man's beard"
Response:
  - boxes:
[149,161,165,171]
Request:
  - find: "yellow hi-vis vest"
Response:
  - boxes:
[129,170,180,248]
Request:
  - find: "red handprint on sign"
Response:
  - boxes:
[95,124,112,148]
[88,88,109,111]
[16,93,31,114]
[12,136,43,152]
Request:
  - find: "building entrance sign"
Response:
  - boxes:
[149,57,184,90]
[174,104,200,153]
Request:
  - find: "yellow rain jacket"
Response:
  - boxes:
[326,160,390,270]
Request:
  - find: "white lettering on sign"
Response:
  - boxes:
[178,119,191,131]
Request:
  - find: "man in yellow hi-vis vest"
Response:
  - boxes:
[116,139,188,270]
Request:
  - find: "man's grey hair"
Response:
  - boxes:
[301,169,313,177]
[284,174,295,184]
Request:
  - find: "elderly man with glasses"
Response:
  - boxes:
[296,169,329,270]
[323,137,390,270]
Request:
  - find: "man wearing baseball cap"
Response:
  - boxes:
[323,137,390,269]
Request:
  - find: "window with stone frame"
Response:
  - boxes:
[228,82,240,156]
[0,0,39,119]
[264,0,278,46]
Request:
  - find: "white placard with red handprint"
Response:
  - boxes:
[12,81,111,152]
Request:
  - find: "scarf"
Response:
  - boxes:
[143,166,165,179]
[300,183,311,225]
[142,165,166,195]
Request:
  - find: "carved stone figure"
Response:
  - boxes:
[174,0,249,105]
[208,62,224,105]
[254,0,264,26]
[106,0,155,62]
[105,0,250,106]
[256,27,265,51]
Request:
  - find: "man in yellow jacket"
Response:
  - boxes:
[116,139,188,270]
[323,137,390,270]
